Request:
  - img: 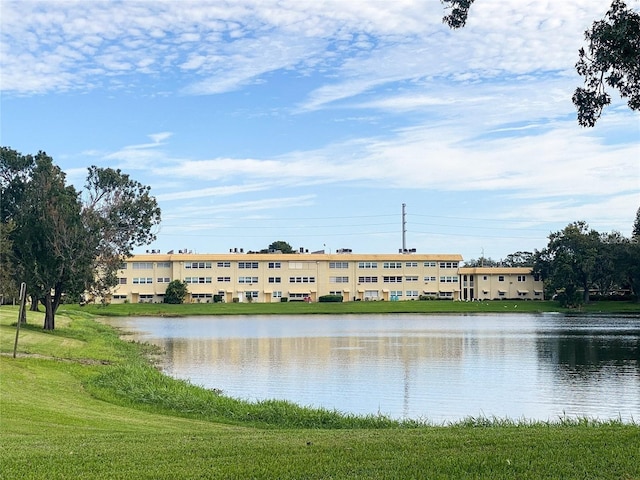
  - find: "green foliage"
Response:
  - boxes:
[443,1,640,125]
[164,280,188,304]
[574,0,640,126]
[0,146,160,329]
[319,294,343,302]
[261,240,295,254]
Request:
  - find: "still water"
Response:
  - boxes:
[105,313,640,423]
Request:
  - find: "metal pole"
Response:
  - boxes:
[402,203,406,253]
[13,282,27,358]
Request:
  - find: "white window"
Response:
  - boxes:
[268,277,281,283]
[439,292,453,298]
[288,262,304,269]
[185,262,212,269]
[238,276,258,284]
[439,276,459,283]
[423,261,436,267]
[330,276,349,283]
[358,262,377,269]
[217,261,231,268]
[156,262,171,268]
[405,262,418,267]
[390,290,402,297]
[272,291,282,298]
[118,278,127,284]
[133,262,153,269]
[424,276,436,282]
[289,277,315,283]
[383,262,402,269]
[330,262,349,268]
[439,262,459,269]
[358,276,378,283]
[406,290,419,298]
[119,262,128,270]
[217,276,231,282]
[498,275,505,282]
[268,262,281,269]
[238,262,259,269]
[133,277,153,284]
[185,277,212,284]
[517,275,526,282]
[157,277,171,283]
[383,276,403,283]
[405,276,418,282]
[289,293,309,299]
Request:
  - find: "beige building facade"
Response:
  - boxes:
[459,267,544,301]
[108,252,543,304]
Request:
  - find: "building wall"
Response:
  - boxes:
[458,267,544,301]
[108,252,542,303]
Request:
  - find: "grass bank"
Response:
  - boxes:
[1,306,638,479]
[62,298,640,317]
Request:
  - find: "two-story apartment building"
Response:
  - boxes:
[108,251,543,303]
[459,267,544,301]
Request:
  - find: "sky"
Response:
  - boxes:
[1,0,639,262]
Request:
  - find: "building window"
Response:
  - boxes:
[498,275,505,281]
[483,276,488,281]
[329,290,342,296]
[423,261,436,267]
[268,262,281,269]
[119,262,127,270]
[268,277,281,283]
[424,276,436,282]
[406,290,419,298]
[289,293,309,299]
[272,291,282,298]
[390,290,403,297]
[217,261,231,268]
[405,276,418,282]
[113,294,127,300]
[330,276,349,283]
[238,276,258,284]
[439,276,459,283]
[358,276,378,283]
[185,277,212,284]
[157,277,171,283]
[132,262,153,269]
[405,262,418,267]
[288,262,304,269]
[330,262,349,269]
[238,262,259,269]
[439,262,459,269]
[245,291,259,299]
[358,262,377,269]
[156,262,171,268]
[185,262,212,269]
[517,275,526,282]
[118,278,127,284]
[383,276,403,283]
[132,277,153,284]
[439,292,453,298]
[192,293,213,300]
[289,277,315,283]
[217,276,231,282]
[383,262,402,269]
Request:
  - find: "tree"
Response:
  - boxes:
[164,280,188,304]
[261,240,294,254]
[633,206,640,239]
[442,0,640,126]
[1,147,161,329]
[533,222,601,306]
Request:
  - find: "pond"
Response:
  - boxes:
[104,313,640,423]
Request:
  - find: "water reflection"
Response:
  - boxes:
[105,314,640,422]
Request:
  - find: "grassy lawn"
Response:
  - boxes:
[61,298,640,317]
[1,305,638,479]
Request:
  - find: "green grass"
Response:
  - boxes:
[1,306,639,479]
[61,298,640,317]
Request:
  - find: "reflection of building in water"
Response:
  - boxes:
[105,251,544,304]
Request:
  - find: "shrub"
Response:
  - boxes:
[319,295,343,303]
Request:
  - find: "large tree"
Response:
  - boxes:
[534,222,601,306]
[1,147,161,329]
[442,0,640,126]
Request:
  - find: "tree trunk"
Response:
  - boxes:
[43,293,55,330]
[30,295,39,311]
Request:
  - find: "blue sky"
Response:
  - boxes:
[2,0,638,261]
